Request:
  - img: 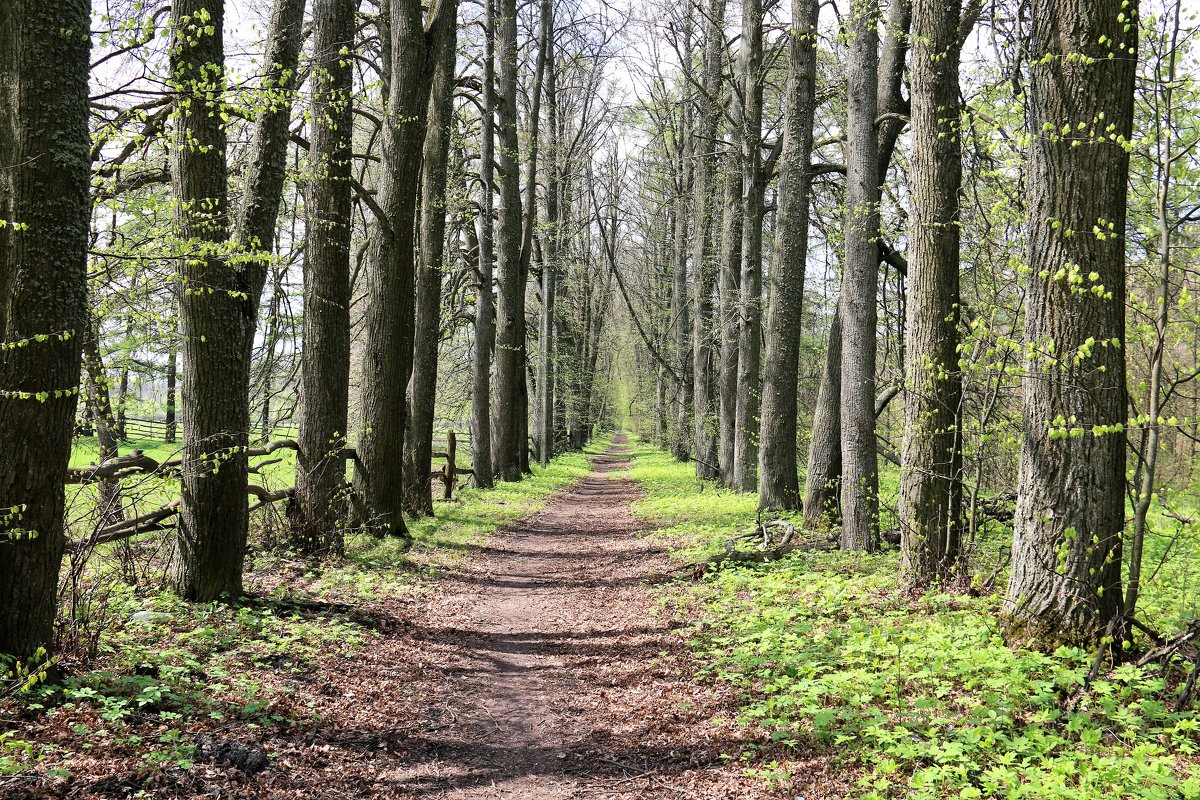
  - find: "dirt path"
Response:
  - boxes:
[270,434,784,799]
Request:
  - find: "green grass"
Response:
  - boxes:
[626,437,1200,800]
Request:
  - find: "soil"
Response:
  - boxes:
[5,435,829,799]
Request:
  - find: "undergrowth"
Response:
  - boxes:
[627,438,1200,800]
[1,440,599,781]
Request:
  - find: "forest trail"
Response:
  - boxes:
[266,433,777,799]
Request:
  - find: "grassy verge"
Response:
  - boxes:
[1,439,602,781]
[625,437,1200,800]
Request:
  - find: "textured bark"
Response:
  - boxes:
[472,0,497,488]
[168,0,303,595]
[717,133,743,487]
[691,0,726,481]
[169,0,253,599]
[759,0,817,511]
[294,0,354,553]
[164,341,177,443]
[491,0,524,481]
[355,0,453,532]
[802,0,910,518]
[0,0,90,658]
[803,308,842,527]
[671,18,695,464]
[1005,0,1135,647]
[537,0,559,468]
[898,0,965,587]
[731,0,764,492]
[839,0,881,551]
[404,9,459,514]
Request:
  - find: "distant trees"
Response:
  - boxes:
[0,0,91,658]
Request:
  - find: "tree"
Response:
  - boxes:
[691,0,727,482]
[169,0,253,599]
[294,0,353,553]
[0,0,90,658]
[1005,0,1137,646]
[491,0,526,481]
[405,4,460,514]
[897,0,967,586]
[839,0,882,551]
[473,0,497,489]
[759,0,818,511]
[731,0,764,492]
[355,0,456,533]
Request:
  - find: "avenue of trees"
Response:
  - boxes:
[1,0,1197,663]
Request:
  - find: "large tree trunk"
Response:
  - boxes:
[731,0,764,493]
[169,0,304,596]
[839,0,881,551]
[491,0,525,482]
[472,0,497,488]
[800,0,911,521]
[898,0,965,587]
[1005,0,1136,647]
[294,0,354,553]
[0,0,90,659]
[671,19,694,464]
[538,0,559,468]
[355,0,453,533]
[717,129,743,487]
[169,0,253,599]
[758,0,817,511]
[690,0,726,482]
[404,8,459,514]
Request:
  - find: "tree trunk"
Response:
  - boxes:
[898,0,965,587]
[1005,0,1136,647]
[839,0,881,551]
[538,0,559,468]
[294,0,354,554]
[355,0,453,533]
[717,130,743,487]
[803,308,842,527]
[691,0,726,481]
[169,0,254,600]
[404,8,459,514]
[0,0,90,658]
[732,0,764,492]
[671,18,694,464]
[759,0,817,511]
[491,0,525,482]
[472,0,497,488]
[164,340,177,443]
[82,315,125,527]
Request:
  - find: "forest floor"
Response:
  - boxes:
[1,435,797,800]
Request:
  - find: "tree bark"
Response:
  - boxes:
[0,0,90,659]
[839,0,881,551]
[1005,0,1136,647]
[294,0,354,553]
[538,0,559,468]
[472,0,497,488]
[717,122,743,487]
[731,0,764,492]
[355,0,454,532]
[898,0,965,587]
[169,0,254,599]
[491,0,525,481]
[759,0,817,511]
[671,16,695,463]
[803,307,842,527]
[404,7,459,513]
[691,0,726,481]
